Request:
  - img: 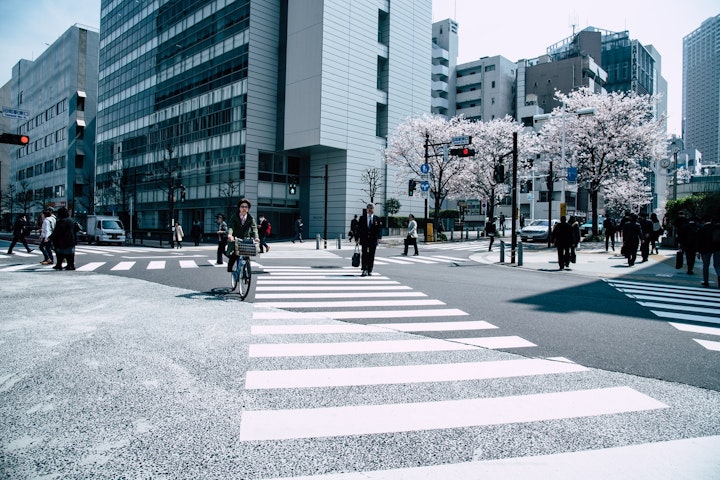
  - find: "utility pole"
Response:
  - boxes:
[511,132,518,264]
[547,159,554,248]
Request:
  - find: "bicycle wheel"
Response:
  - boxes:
[230,258,241,291]
[238,257,252,300]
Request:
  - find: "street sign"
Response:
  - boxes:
[2,106,29,119]
[420,181,430,192]
[451,135,471,146]
[420,163,430,174]
[567,167,577,182]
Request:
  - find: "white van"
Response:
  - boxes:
[85,215,126,245]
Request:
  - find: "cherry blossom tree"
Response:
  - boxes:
[536,88,666,235]
[602,176,653,215]
[459,116,535,220]
[384,114,472,233]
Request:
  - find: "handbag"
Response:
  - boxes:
[351,245,361,267]
[570,252,576,263]
[675,250,683,269]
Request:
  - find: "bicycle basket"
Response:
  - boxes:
[235,239,258,256]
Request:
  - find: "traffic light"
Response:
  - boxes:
[0,133,30,145]
[493,164,505,183]
[408,179,416,196]
[449,147,475,157]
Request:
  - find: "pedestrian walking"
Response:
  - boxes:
[7,213,34,255]
[569,215,581,262]
[348,214,359,242]
[356,203,382,276]
[50,207,79,270]
[402,214,419,256]
[173,221,184,249]
[215,214,228,265]
[191,220,203,246]
[485,217,497,251]
[621,213,643,266]
[638,212,653,262]
[698,214,720,288]
[603,216,615,252]
[39,208,56,265]
[678,216,699,275]
[258,214,271,253]
[499,214,506,235]
[551,216,574,270]
[292,215,303,243]
[650,213,663,254]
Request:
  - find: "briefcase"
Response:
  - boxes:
[351,245,361,267]
[675,250,683,269]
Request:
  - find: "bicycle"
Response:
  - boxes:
[230,238,256,300]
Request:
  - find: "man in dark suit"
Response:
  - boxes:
[356,203,383,276]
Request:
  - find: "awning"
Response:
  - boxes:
[77,90,87,98]
[76,119,86,127]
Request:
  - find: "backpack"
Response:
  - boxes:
[266,221,272,235]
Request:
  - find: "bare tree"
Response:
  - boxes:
[360,168,382,204]
[219,179,240,219]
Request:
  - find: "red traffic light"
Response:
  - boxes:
[0,133,30,145]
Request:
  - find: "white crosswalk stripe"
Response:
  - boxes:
[605,279,720,352]
[371,254,469,265]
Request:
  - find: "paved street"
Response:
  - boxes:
[1,237,720,478]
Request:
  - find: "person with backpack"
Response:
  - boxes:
[258,214,271,253]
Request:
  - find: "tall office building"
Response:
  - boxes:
[7,25,99,223]
[455,55,516,122]
[683,14,720,165]
[96,0,431,239]
[431,19,457,118]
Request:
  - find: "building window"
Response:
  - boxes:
[485,65,495,72]
[491,81,496,88]
[45,160,54,173]
[55,185,65,198]
[75,154,85,168]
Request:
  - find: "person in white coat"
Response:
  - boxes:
[402,214,419,256]
[173,221,184,249]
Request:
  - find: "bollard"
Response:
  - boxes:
[518,241,523,266]
[316,233,321,249]
[337,235,342,249]
[500,240,505,263]
[450,230,454,241]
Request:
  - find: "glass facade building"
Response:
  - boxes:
[96,0,431,239]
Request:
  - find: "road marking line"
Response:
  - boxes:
[245,358,589,389]
[179,260,198,268]
[370,320,494,332]
[248,338,479,358]
[257,280,399,285]
[75,262,105,271]
[694,339,720,351]
[251,324,391,335]
[253,299,445,308]
[252,308,468,321]
[639,301,720,316]
[147,261,165,270]
[257,286,412,291]
[238,386,668,440]
[111,261,135,271]
[453,336,536,349]
[651,310,720,325]
[254,292,427,299]
[668,322,720,336]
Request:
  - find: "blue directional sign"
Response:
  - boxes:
[420,163,430,174]
[420,181,430,192]
[567,167,578,182]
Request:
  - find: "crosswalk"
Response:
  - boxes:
[239,266,683,475]
[605,279,720,352]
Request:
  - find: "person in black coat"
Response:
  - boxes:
[50,207,79,270]
[551,216,574,270]
[621,213,643,266]
[638,212,653,262]
[356,203,382,276]
[697,214,720,288]
[603,216,615,252]
[7,213,33,254]
[678,216,700,275]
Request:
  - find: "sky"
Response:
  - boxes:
[1,0,717,137]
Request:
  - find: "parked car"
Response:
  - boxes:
[520,219,558,243]
[580,216,604,236]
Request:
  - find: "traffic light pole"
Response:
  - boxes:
[511,132,518,264]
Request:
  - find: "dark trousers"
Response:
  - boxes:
[403,236,418,255]
[40,241,54,262]
[640,239,650,260]
[259,235,269,252]
[217,238,228,263]
[361,243,377,273]
[684,250,697,273]
[7,235,31,254]
[605,232,614,250]
[556,246,570,269]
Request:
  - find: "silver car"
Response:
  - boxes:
[520,219,558,242]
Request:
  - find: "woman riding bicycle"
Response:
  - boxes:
[226,198,259,273]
